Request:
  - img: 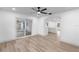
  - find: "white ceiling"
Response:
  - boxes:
[0,7,79,16]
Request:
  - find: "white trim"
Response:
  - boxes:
[16,34,34,39]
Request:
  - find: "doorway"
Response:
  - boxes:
[16,17,32,37]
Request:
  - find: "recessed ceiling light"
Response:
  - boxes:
[12,8,16,11]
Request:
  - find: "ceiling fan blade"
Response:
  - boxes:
[41,12,52,15]
[48,13,52,15]
[32,8,38,11]
[41,8,47,11]
[41,12,48,14]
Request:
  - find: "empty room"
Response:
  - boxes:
[0,7,79,52]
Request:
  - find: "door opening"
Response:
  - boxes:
[16,17,32,37]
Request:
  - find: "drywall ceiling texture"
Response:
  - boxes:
[0,7,79,16]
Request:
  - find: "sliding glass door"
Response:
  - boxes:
[16,18,32,37]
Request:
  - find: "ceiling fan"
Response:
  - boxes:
[32,7,52,15]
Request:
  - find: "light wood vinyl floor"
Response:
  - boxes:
[0,33,79,52]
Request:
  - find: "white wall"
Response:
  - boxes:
[0,11,16,42]
[0,10,35,43]
[31,17,39,35]
[32,17,48,36]
[38,17,48,36]
[0,10,49,43]
[60,9,79,46]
